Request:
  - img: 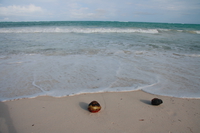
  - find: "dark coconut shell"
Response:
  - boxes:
[151,98,163,106]
[88,101,101,113]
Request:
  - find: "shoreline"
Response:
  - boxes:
[0,90,200,133]
[1,89,200,103]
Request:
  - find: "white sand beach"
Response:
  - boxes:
[0,90,200,133]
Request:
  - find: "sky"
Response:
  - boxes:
[0,0,200,24]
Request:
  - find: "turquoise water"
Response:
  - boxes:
[1,21,200,30]
[0,21,200,101]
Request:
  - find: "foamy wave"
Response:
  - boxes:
[173,53,200,57]
[158,29,200,34]
[0,27,159,34]
[185,54,200,57]
[195,30,200,34]
[1,27,199,34]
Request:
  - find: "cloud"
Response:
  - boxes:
[69,8,108,19]
[0,4,44,17]
[0,0,199,23]
[61,2,109,20]
[134,12,156,16]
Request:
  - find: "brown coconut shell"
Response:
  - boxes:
[88,101,101,113]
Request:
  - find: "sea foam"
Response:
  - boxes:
[0,27,160,34]
[0,21,200,101]
[0,51,200,101]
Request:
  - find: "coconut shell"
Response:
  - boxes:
[88,101,101,113]
[151,98,163,105]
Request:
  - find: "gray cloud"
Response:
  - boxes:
[0,4,44,16]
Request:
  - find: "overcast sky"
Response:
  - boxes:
[0,0,200,24]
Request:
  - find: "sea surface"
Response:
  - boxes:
[0,21,200,101]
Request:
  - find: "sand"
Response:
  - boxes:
[0,90,200,133]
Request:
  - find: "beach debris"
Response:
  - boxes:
[88,101,101,113]
[151,98,163,105]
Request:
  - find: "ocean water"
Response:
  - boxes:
[0,21,200,101]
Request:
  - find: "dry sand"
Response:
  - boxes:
[0,90,200,133]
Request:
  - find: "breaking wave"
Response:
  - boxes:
[0,27,160,34]
[0,27,199,34]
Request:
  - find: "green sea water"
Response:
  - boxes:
[1,21,200,30]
